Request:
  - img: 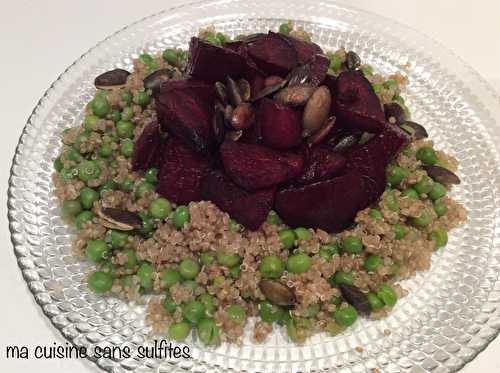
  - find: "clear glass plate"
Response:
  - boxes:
[8,0,500,372]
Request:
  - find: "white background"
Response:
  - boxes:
[1,1,499,372]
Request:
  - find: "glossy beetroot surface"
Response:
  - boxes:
[133,32,409,231]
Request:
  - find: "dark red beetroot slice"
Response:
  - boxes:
[335,70,385,133]
[132,121,162,171]
[186,37,247,82]
[155,79,215,154]
[275,171,366,233]
[346,124,411,207]
[309,54,330,87]
[242,61,266,100]
[247,32,298,77]
[156,137,212,204]
[201,170,275,230]
[258,98,302,150]
[294,144,346,185]
[281,34,324,64]
[220,140,303,191]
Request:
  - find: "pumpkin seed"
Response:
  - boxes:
[302,86,332,136]
[94,69,130,90]
[98,207,142,231]
[339,283,370,314]
[226,76,242,106]
[400,121,428,140]
[215,81,228,105]
[259,279,296,306]
[346,51,361,71]
[423,165,460,185]
[230,103,255,130]
[237,79,251,102]
[143,68,175,94]
[307,116,336,146]
[274,85,315,107]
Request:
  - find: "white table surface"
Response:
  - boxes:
[1,1,499,372]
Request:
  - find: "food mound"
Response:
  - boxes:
[53,23,466,345]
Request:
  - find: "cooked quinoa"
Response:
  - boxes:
[52,23,466,346]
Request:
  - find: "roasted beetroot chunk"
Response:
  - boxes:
[281,34,324,64]
[220,140,303,191]
[275,171,366,233]
[186,38,247,82]
[201,170,275,230]
[247,32,298,76]
[294,144,346,185]
[335,70,385,133]
[155,79,215,154]
[309,54,330,87]
[346,124,411,207]
[257,98,302,149]
[156,137,212,204]
[132,121,162,171]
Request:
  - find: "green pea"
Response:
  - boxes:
[116,120,134,139]
[401,188,418,199]
[229,219,241,232]
[329,54,342,73]
[99,180,118,194]
[54,157,64,172]
[361,65,373,76]
[294,227,312,241]
[383,79,397,89]
[369,208,383,220]
[259,255,285,279]
[342,236,363,254]
[304,304,320,318]
[65,148,81,162]
[87,271,113,293]
[85,240,108,263]
[139,53,157,70]
[184,280,199,292]
[120,139,134,158]
[120,90,133,105]
[122,275,135,288]
[204,32,219,45]
[197,318,220,345]
[259,300,285,323]
[377,284,397,307]
[90,96,109,118]
[216,251,241,268]
[326,321,346,336]
[393,95,405,105]
[137,262,154,289]
[198,293,216,316]
[108,230,129,249]
[144,168,158,183]
[135,91,151,108]
[364,255,382,272]
[416,146,437,165]
[372,83,382,94]
[286,316,299,342]
[200,252,215,266]
[287,253,312,274]
[118,176,134,193]
[279,229,296,249]
[215,32,227,44]
[135,181,155,198]
[78,160,101,182]
[386,165,407,187]
[162,48,179,65]
[161,268,181,288]
[84,115,100,130]
[98,142,113,158]
[319,248,333,261]
[409,209,433,228]
[429,182,447,201]
[179,258,200,280]
[330,296,342,306]
[428,229,448,249]
[227,304,246,324]
[434,199,448,217]
[109,160,119,169]
[120,249,137,269]
[75,211,94,230]
[62,199,82,218]
[266,210,282,225]
[60,167,77,182]
[149,198,172,220]
[168,321,191,341]
[414,175,434,195]
[121,106,134,121]
[110,110,121,123]
[334,304,358,327]
[394,223,408,240]
[367,292,384,311]
[182,300,205,325]
[79,187,98,209]
[279,23,291,34]
[330,271,354,286]
[163,296,177,314]
[137,212,154,237]
[230,266,241,279]
[172,206,190,229]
